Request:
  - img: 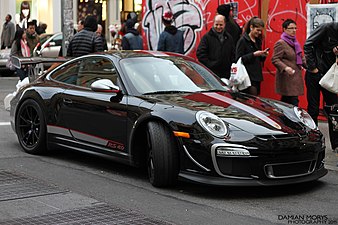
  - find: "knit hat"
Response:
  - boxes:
[84,15,98,32]
[162,11,173,23]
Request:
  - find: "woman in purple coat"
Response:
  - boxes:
[272,19,306,106]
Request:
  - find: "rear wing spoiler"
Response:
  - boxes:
[10,56,69,81]
[11,56,69,69]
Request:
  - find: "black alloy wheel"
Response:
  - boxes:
[16,99,47,154]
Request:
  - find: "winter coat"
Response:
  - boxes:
[236,32,266,82]
[67,29,103,57]
[157,26,184,54]
[196,28,235,79]
[26,32,40,55]
[1,21,15,48]
[304,22,338,74]
[272,39,306,96]
[122,28,143,50]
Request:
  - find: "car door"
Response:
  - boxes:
[41,33,62,57]
[60,56,128,157]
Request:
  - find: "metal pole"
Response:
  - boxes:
[61,0,74,57]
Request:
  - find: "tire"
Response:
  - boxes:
[15,99,47,154]
[146,121,179,187]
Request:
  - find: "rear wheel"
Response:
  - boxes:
[146,121,179,187]
[16,99,47,154]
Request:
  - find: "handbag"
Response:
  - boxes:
[230,57,251,90]
[319,63,338,94]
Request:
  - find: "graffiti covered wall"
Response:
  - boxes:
[141,0,336,109]
[142,0,259,56]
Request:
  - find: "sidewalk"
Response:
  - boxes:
[318,121,338,171]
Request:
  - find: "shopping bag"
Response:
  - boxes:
[230,57,251,90]
[319,63,338,94]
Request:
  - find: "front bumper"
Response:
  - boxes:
[179,167,328,186]
[179,135,327,186]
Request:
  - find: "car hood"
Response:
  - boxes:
[145,91,304,135]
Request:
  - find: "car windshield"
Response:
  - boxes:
[120,57,229,95]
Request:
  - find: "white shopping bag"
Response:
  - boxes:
[230,57,251,91]
[319,63,338,94]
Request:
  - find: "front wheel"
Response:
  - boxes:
[16,99,47,154]
[146,121,179,187]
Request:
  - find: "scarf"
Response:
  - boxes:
[212,27,225,43]
[21,39,30,57]
[281,32,302,65]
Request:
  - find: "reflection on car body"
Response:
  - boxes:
[10,50,327,187]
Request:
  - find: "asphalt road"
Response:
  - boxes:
[0,77,337,225]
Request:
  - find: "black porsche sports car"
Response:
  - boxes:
[10,51,327,187]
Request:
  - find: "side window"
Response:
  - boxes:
[77,57,119,88]
[50,61,80,85]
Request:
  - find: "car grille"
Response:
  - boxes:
[264,160,316,179]
[210,143,324,179]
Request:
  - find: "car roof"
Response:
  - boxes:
[102,50,195,61]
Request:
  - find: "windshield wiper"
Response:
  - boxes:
[198,89,228,93]
[143,90,193,95]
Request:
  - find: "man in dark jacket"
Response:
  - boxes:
[67,15,103,57]
[304,22,338,151]
[157,11,184,54]
[196,14,235,79]
[1,14,15,49]
[121,18,143,50]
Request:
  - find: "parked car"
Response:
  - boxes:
[10,51,327,187]
[0,48,13,76]
[34,32,62,57]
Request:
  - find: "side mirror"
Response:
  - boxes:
[91,79,120,93]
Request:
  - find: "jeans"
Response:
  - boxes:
[305,70,338,149]
[16,68,28,81]
[281,96,299,106]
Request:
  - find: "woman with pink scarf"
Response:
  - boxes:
[272,19,307,106]
[10,28,30,80]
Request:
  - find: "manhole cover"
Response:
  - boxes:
[0,203,174,225]
[0,170,66,201]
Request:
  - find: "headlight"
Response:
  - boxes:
[196,111,228,138]
[294,107,317,130]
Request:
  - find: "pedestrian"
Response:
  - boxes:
[236,17,269,96]
[121,19,143,50]
[303,22,338,151]
[26,21,40,55]
[196,14,235,79]
[96,24,108,51]
[217,4,242,46]
[119,12,138,37]
[15,1,30,30]
[36,22,47,35]
[1,14,15,49]
[67,15,103,57]
[157,10,184,54]
[272,19,306,106]
[77,19,84,32]
[10,28,30,81]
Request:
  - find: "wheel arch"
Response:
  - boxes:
[14,90,47,133]
[129,115,181,168]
